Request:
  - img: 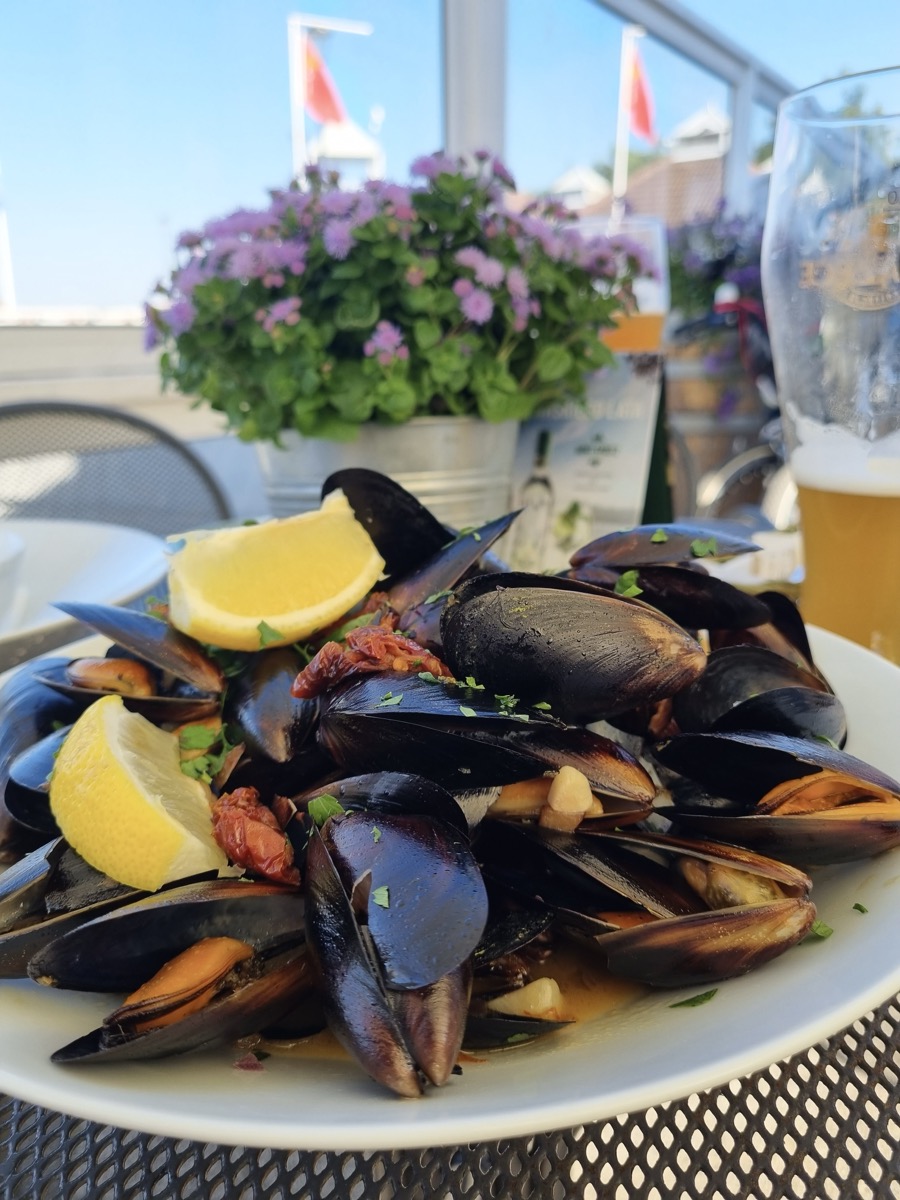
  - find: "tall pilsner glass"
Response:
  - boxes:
[762,67,900,661]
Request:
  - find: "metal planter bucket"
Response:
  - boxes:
[256,416,520,529]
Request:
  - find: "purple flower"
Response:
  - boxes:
[460,288,494,324]
[164,299,196,336]
[258,297,302,334]
[410,152,457,180]
[204,209,276,240]
[491,156,516,189]
[176,229,203,250]
[474,256,504,287]
[143,304,162,350]
[405,265,426,287]
[363,320,407,364]
[323,219,354,259]
[453,277,474,299]
[173,257,209,296]
[455,247,484,271]
[506,266,528,300]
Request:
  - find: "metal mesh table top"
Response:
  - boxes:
[2,991,897,1200]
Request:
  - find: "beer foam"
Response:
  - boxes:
[791,433,900,496]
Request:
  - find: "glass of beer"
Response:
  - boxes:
[762,67,900,661]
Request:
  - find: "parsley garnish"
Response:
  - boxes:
[459,705,477,717]
[670,988,717,1008]
[178,722,235,784]
[425,588,453,604]
[417,671,442,684]
[533,701,552,711]
[376,691,403,708]
[178,724,220,752]
[690,537,718,558]
[372,826,382,843]
[506,1033,532,1044]
[806,919,834,940]
[257,619,285,648]
[853,902,868,914]
[650,528,668,543]
[464,676,485,690]
[372,885,390,908]
[495,693,518,711]
[614,569,643,598]
[308,795,345,826]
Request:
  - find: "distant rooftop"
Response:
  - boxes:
[0,305,144,327]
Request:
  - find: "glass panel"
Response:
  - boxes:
[0,1,441,308]
[506,0,732,226]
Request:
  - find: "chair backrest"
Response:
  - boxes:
[0,401,232,536]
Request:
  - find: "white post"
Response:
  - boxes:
[286,13,373,182]
[611,24,643,224]
[287,16,308,180]
[442,0,507,158]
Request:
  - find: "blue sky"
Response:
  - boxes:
[0,0,897,307]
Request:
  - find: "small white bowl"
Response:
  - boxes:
[0,528,26,632]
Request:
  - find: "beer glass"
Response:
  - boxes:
[762,67,900,661]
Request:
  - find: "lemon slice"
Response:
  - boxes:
[166,491,385,651]
[49,694,228,892]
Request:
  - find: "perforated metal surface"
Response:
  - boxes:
[2,993,898,1200]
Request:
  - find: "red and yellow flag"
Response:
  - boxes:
[304,33,346,125]
[629,46,657,144]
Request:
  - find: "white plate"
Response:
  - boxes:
[0,520,166,672]
[0,626,898,1150]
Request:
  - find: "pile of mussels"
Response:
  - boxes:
[2,468,900,1099]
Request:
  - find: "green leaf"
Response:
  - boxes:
[806,919,834,940]
[372,885,390,908]
[614,569,643,598]
[690,537,718,558]
[533,701,552,711]
[258,620,285,648]
[459,705,477,718]
[853,902,868,913]
[372,826,382,843]
[308,795,346,827]
[669,988,718,1008]
[413,318,442,350]
[464,676,485,691]
[417,671,442,683]
[376,692,404,708]
[178,724,220,751]
[425,589,452,604]
[650,528,669,543]
[534,344,574,383]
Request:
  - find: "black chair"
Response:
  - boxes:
[0,401,232,536]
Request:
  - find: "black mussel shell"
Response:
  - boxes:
[570,523,761,569]
[441,573,706,723]
[322,468,449,583]
[608,565,772,631]
[28,880,305,992]
[227,647,318,763]
[463,1008,571,1050]
[296,772,469,837]
[50,941,312,1064]
[33,661,219,723]
[4,726,69,835]
[52,602,225,694]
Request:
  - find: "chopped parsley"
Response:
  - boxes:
[650,528,669,543]
[425,588,453,605]
[376,691,403,708]
[669,988,717,1008]
[308,795,345,826]
[417,671,442,684]
[459,705,477,718]
[853,902,869,914]
[257,619,285,648]
[372,885,390,908]
[533,701,552,711]
[614,569,643,598]
[178,724,220,752]
[372,826,382,843]
[806,919,834,941]
[690,537,718,558]
[464,676,485,691]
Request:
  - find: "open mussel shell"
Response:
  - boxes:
[227,647,318,763]
[318,810,487,990]
[570,523,761,570]
[50,940,313,1064]
[317,671,565,789]
[441,573,706,724]
[33,660,219,723]
[4,726,69,836]
[710,590,818,676]
[52,602,225,694]
[0,840,142,977]
[305,823,475,1096]
[596,898,816,988]
[598,565,773,632]
[296,772,470,837]
[463,1007,571,1050]
[671,645,846,744]
[28,880,305,992]
[322,468,449,584]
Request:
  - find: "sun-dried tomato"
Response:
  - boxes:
[292,625,454,699]
[211,787,300,887]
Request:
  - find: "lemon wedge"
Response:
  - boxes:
[49,695,228,892]
[166,491,385,651]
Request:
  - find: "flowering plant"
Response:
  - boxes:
[667,203,764,318]
[147,152,648,442]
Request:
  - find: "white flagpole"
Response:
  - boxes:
[611,24,644,226]
[286,13,373,183]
